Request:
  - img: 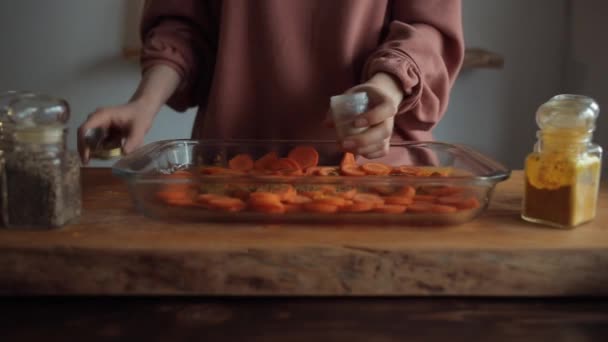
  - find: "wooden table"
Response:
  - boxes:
[0,169,607,296]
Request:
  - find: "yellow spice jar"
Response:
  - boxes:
[522,94,602,228]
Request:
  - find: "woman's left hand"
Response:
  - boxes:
[328,72,404,159]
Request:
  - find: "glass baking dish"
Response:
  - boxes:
[112,140,510,225]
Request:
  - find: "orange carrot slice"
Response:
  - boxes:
[207,196,247,212]
[374,204,407,214]
[229,154,254,171]
[283,195,312,205]
[314,196,347,207]
[300,190,326,200]
[337,188,358,200]
[395,185,416,198]
[303,202,339,214]
[340,164,366,177]
[249,192,282,203]
[361,163,392,176]
[254,151,279,170]
[391,166,422,176]
[353,193,384,205]
[341,152,356,167]
[288,146,319,169]
[270,158,301,172]
[249,201,286,214]
[383,196,414,206]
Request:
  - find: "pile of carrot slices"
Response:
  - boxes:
[155,146,481,215]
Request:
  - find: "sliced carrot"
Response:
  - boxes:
[300,190,326,200]
[353,193,384,206]
[314,196,347,207]
[319,185,338,195]
[361,163,392,176]
[229,154,254,171]
[341,152,356,167]
[340,164,366,177]
[430,204,458,213]
[249,201,286,214]
[254,151,279,170]
[413,195,437,203]
[249,192,282,203]
[207,196,247,212]
[337,188,358,199]
[303,202,339,214]
[340,202,375,213]
[196,193,224,203]
[370,185,396,195]
[283,195,312,205]
[270,185,297,201]
[287,146,319,169]
[395,185,416,198]
[270,158,301,172]
[374,204,407,214]
[391,165,422,176]
[383,196,414,206]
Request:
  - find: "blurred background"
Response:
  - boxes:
[0,0,605,172]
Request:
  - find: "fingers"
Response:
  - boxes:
[77,106,131,164]
[78,108,114,165]
[340,118,394,158]
[352,101,395,128]
[122,125,146,154]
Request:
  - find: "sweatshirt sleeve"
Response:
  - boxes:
[362,0,465,131]
[140,0,216,112]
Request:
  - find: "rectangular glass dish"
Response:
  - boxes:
[112,140,510,225]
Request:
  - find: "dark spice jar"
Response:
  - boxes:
[0,92,81,229]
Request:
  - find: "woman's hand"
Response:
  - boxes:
[330,72,404,159]
[77,100,158,164]
[77,65,181,164]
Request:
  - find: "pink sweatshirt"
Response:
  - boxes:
[140,0,464,144]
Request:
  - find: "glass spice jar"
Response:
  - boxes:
[0,92,81,229]
[522,94,603,228]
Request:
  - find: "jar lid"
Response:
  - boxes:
[2,93,70,129]
[536,94,599,133]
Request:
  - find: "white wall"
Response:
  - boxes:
[0,0,588,171]
[0,0,196,167]
[564,0,608,174]
[435,0,569,169]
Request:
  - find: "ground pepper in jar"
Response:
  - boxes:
[522,95,602,228]
[0,94,81,229]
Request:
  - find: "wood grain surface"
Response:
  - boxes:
[0,169,606,296]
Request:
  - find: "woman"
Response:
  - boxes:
[78,0,464,164]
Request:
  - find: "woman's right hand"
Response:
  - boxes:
[77,65,183,164]
[77,99,159,164]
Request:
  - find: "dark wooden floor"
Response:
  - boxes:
[3,297,608,342]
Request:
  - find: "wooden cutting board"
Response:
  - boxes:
[0,169,606,296]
